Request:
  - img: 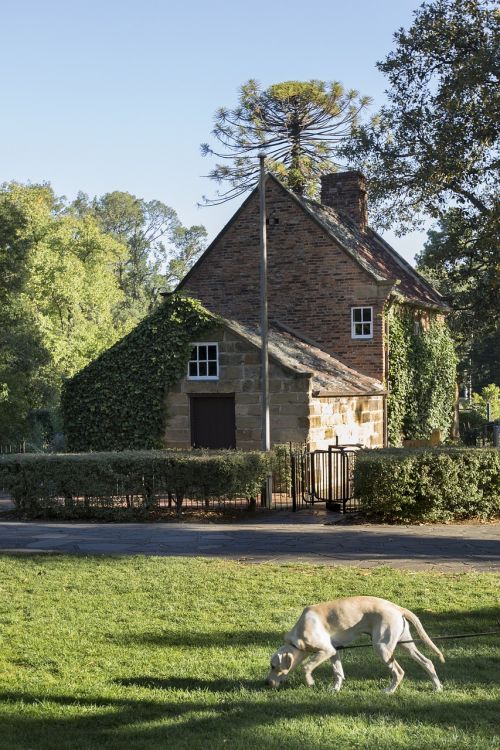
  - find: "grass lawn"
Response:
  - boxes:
[0,556,498,750]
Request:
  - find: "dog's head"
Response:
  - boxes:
[265,645,299,688]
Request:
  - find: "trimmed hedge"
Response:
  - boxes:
[354,447,500,522]
[0,450,272,519]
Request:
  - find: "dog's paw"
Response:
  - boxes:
[329,682,343,693]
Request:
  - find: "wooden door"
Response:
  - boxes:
[190,395,236,449]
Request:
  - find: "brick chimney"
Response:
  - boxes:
[320,171,368,232]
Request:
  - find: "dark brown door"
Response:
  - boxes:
[190,396,236,449]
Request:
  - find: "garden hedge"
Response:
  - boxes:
[354,447,500,522]
[0,450,272,519]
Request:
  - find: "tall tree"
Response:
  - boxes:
[201,79,370,203]
[160,224,208,289]
[0,187,49,442]
[344,0,498,231]
[417,211,499,388]
[344,0,499,384]
[0,183,207,443]
[74,191,207,314]
[0,183,130,442]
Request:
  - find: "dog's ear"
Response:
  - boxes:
[282,651,293,670]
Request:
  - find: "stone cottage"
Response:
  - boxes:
[165,318,385,451]
[165,171,448,451]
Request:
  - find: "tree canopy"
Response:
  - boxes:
[0,183,207,444]
[0,183,130,443]
[201,79,370,203]
[343,0,499,387]
[344,0,498,231]
[73,191,207,315]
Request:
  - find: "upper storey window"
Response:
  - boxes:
[188,343,219,379]
[351,307,373,339]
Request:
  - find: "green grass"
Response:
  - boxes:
[0,556,498,750]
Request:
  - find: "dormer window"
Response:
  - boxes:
[188,343,219,380]
[351,307,373,339]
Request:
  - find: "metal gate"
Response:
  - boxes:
[290,445,359,512]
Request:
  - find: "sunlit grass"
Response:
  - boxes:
[0,556,498,749]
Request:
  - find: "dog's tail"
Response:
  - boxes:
[401,608,445,662]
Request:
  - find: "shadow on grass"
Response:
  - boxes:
[2,605,498,748]
[0,687,498,750]
[114,629,281,648]
[116,675,263,692]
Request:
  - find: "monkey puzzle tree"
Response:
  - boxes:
[201,79,370,204]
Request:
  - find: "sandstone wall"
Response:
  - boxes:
[164,327,311,450]
[308,395,385,450]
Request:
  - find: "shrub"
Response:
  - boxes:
[0,450,272,519]
[354,447,500,522]
[471,384,500,421]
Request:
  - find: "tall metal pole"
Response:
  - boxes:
[259,154,272,507]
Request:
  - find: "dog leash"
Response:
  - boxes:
[334,628,500,651]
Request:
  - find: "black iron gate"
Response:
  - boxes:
[289,445,359,512]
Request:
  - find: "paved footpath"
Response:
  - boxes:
[0,508,499,571]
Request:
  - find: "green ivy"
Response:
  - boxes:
[387,307,457,445]
[61,295,217,451]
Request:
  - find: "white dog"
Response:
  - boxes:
[266,596,445,693]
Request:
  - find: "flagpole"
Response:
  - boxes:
[259,154,272,507]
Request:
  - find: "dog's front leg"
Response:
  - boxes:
[302,648,336,687]
[330,653,345,692]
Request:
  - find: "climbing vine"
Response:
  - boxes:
[61,295,217,451]
[387,306,457,446]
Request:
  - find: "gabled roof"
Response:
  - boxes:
[177,174,447,311]
[223,318,386,397]
[296,193,446,310]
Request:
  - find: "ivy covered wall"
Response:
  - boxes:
[387,306,457,446]
[61,295,216,451]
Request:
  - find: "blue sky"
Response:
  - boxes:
[1,0,429,262]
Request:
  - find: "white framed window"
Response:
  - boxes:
[351,307,373,339]
[188,343,219,380]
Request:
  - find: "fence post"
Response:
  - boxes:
[291,452,297,512]
[493,425,500,448]
[260,483,266,507]
[341,448,349,513]
[328,446,333,503]
[310,450,318,502]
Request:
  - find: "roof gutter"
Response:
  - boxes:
[313,389,387,398]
